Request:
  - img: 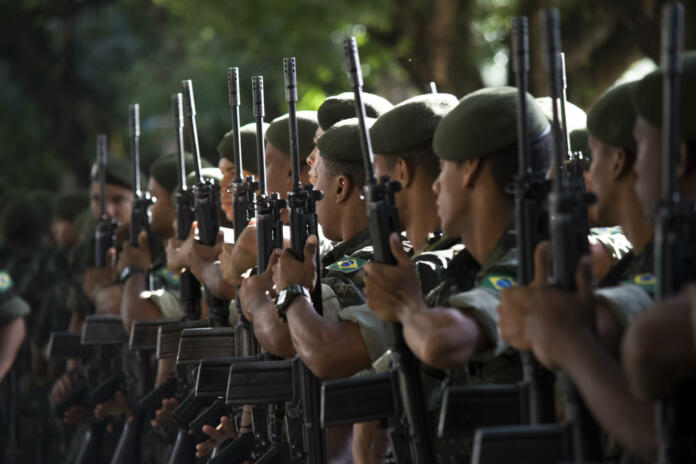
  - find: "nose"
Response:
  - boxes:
[432,178,440,195]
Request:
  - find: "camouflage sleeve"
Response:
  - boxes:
[594,284,654,331]
[317,226,335,261]
[447,288,507,361]
[337,303,388,363]
[147,289,185,319]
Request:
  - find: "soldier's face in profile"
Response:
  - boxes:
[587,135,619,226]
[306,127,323,186]
[432,159,465,237]
[265,142,292,224]
[89,180,133,233]
[219,157,236,223]
[633,116,661,219]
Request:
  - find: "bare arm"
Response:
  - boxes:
[561,327,657,461]
[246,292,295,358]
[199,262,236,300]
[286,296,371,379]
[94,284,123,315]
[0,317,25,381]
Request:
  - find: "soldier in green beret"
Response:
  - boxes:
[217,121,266,224]
[306,92,393,185]
[621,50,696,450]
[233,118,385,461]
[361,87,552,460]
[497,80,659,463]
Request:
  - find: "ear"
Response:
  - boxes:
[334,174,353,204]
[394,158,413,188]
[612,148,630,180]
[460,158,482,189]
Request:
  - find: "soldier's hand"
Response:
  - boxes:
[116,230,151,276]
[63,405,91,426]
[167,222,197,273]
[94,391,133,421]
[195,415,237,457]
[238,249,280,321]
[497,241,551,351]
[272,235,318,290]
[50,372,76,406]
[364,233,424,322]
[82,249,117,301]
[524,242,595,369]
[152,397,179,428]
[220,221,258,286]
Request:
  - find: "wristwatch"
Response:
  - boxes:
[119,265,146,284]
[275,285,311,322]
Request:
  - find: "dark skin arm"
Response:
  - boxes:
[238,249,295,358]
[272,235,372,379]
[0,317,25,382]
[117,230,161,332]
[364,233,485,370]
[498,242,657,461]
[622,286,696,401]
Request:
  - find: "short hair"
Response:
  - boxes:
[382,144,441,183]
[482,131,553,198]
[321,158,366,191]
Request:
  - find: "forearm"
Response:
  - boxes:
[121,275,162,332]
[561,329,657,461]
[0,318,25,381]
[248,296,295,358]
[201,262,236,299]
[287,298,370,378]
[400,306,481,370]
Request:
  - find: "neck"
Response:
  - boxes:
[340,197,368,242]
[403,186,440,250]
[614,186,653,253]
[462,193,514,266]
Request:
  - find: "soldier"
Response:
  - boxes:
[496,80,658,462]
[363,87,552,461]
[623,51,696,402]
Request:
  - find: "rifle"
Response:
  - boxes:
[72,315,129,464]
[182,79,229,327]
[173,92,203,320]
[94,134,116,268]
[342,37,436,464]
[283,56,327,463]
[128,104,154,264]
[654,4,696,463]
[428,81,437,93]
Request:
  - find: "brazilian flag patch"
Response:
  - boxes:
[154,267,181,287]
[480,274,516,291]
[326,256,367,273]
[0,271,12,293]
[626,273,656,293]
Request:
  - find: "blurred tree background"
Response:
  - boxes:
[1,0,695,192]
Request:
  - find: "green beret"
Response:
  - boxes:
[90,157,141,191]
[434,87,550,161]
[0,271,30,324]
[370,93,458,155]
[570,128,589,155]
[318,92,393,131]
[586,82,637,153]
[150,153,212,195]
[632,50,696,142]
[265,111,318,160]
[54,191,90,222]
[217,122,267,175]
[317,117,374,166]
[186,167,222,187]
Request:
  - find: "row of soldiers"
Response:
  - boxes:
[1,4,695,464]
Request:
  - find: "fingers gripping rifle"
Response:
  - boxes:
[284,56,327,463]
[655,4,696,463]
[510,16,555,426]
[182,79,229,327]
[128,104,155,290]
[344,37,435,464]
[173,92,202,320]
[542,9,602,462]
[95,134,117,268]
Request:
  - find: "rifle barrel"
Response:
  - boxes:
[182,79,203,184]
[227,67,244,183]
[172,93,187,191]
[252,76,267,195]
